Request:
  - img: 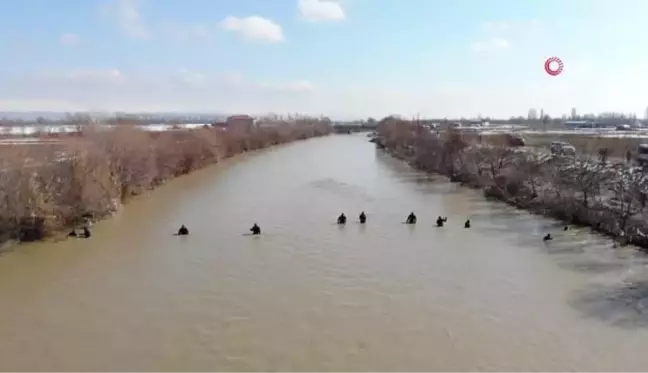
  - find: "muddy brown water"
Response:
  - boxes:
[1,134,648,371]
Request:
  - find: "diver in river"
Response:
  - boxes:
[177,225,189,236]
[250,223,261,235]
[406,212,417,224]
[68,227,91,238]
[563,226,569,231]
[464,219,471,228]
[337,213,347,225]
[543,233,552,241]
[359,211,367,224]
[436,216,448,227]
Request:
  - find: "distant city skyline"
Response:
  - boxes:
[1,0,648,119]
[1,108,645,123]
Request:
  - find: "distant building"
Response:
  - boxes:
[226,115,255,133]
[563,120,617,129]
[563,120,595,128]
[571,107,577,119]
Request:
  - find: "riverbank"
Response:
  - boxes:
[375,118,648,250]
[0,122,332,247]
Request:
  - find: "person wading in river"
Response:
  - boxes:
[177,225,189,236]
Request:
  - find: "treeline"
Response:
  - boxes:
[0,122,332,245]
[376,117,648,249]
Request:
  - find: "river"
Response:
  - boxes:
[1,134,648,371]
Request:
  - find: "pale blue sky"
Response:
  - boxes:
[0,0,647,119]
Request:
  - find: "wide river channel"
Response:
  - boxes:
[1,134,648,371]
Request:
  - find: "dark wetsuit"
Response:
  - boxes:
[406,213,417,224]
[359,212,366,224]
[178,225,189,236]
[436,216,447,227]
[464,220,471,228]
[543,234,552,241]
[82,227,91,238]
[250,224,261,235]
[337,214,347,225]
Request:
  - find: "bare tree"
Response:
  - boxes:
[477,145,515,182]
[563,158,610,208]
[608,166,646,233]
[441,130,469,175]
[518,152,546,198]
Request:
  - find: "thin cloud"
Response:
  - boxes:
[158,21,212,42]
[102,0,150,39]
[471,38,510,52]
[298,0,345,22]
[220,16,285,43]
[60,33,79,46]
[482,21,510,32]
[260,80,317,92]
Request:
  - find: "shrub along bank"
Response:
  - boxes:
[0,122,332,245]
[375,117,648,249]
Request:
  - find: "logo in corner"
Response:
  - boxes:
[544,57,564,76]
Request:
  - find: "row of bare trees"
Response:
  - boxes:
[0,121,332,244]
[376,117,648,248]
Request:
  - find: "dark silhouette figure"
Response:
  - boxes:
[337,213,347,225]
[464,219,471,228]
[177,225,189,236]
[406,212,417,224]
[543,233,552,241]
[359,211,367,224]
[564,226,569,231]
[436,216,448,227]
[250,223,261,235]
[68,227,91,238]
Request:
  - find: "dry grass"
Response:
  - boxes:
[0,123,332,243]
[457,131,645,159]
[519,133,644,159]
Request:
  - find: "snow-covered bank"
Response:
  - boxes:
[0,123,208,136]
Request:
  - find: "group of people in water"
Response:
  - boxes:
[175,212,475,237]
[176,223,261,236]
[172,214,567,243]
[68,226,91,238]
[542,226,569,242]
[337,212,460,228]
